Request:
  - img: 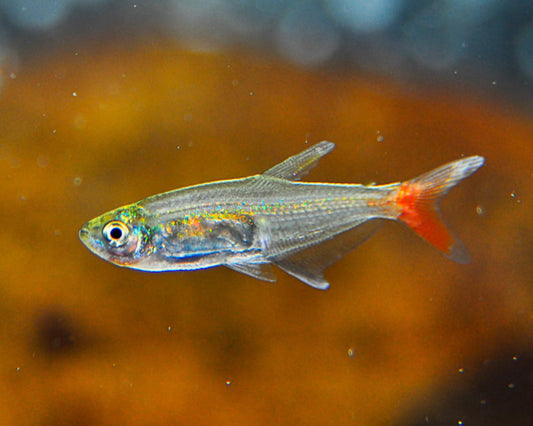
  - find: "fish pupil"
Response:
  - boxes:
[110,227,122,240]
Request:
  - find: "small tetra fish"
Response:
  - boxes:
[79,142,484,289]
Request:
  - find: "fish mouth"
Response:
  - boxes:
[78,226,90,242]
[78,224,100,255]
[79,223,111,259]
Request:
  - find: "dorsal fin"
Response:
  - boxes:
[263,141,335,181]
[271,220,382,289]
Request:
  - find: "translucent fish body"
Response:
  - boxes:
[79,142,484,289]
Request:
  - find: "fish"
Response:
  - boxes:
[79,142,484,289]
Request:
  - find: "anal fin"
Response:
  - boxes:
[271,219,382,289]
[226,262,277,282]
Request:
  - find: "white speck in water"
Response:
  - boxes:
[19,195,26,201]
[510,190,521,203]
[347,348,356,358]
[491,80,497,86]
[10,72,16,79]
[475,205,485,215]
[15,367,20,372]
[167,326,172,332]
[72,92,77,97]
[225,380,231,386]
[52,129,57,134]
[249,91,254,96]
[458,420,463,425]
[376,130,384,142]
[176,145,181,150]
[73,176,82,186]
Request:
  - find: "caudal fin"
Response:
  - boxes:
[394,156,484,263]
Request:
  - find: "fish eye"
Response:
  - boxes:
[103,221,130,247]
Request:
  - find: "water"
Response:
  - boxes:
[0,2,531,425]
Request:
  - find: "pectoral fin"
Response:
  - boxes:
[263,141,335,181]
[271,220,382,289]
[226,262,277,282]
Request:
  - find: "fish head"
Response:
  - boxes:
[79,204,152,267]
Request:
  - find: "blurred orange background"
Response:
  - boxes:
[0,39,531,425]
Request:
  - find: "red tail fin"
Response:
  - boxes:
[395,156,484,263]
